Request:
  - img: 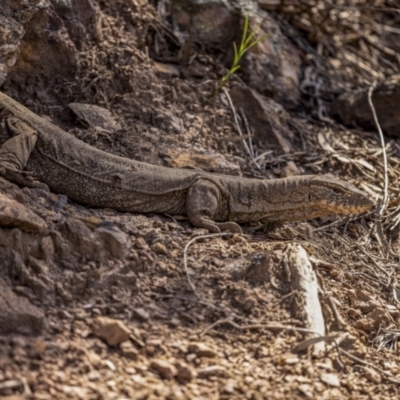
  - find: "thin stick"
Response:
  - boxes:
[368,82,389,215]
[183,233,232,298]
[239,108,255,158]
[200,317,323,337]
[338,347,400,384]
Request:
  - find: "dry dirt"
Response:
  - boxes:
[2,1,400,399]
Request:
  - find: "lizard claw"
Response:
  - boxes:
[214,221,242,234]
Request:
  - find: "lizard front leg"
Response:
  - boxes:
[0,116,47,189]
[186,179,242,234]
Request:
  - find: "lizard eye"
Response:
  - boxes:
[332,187,342,194]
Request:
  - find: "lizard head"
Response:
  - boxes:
[309,176,374,216]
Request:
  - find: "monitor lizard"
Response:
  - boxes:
[0,91,374,233]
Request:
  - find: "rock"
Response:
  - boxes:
[298,383,314,398]
[170,0,240,50]
[188,342,218,358]
[91,316,131,346]
[68,103,122,134]
[0,379,24,394]
[229,85,294,153]
[257,0,281,11]
[151,242,168,255]
[280,161,299,178]
[176,363,195,383]
[240,11,301,109]
[95,224,130,259]
[134,237,150,251]
[354,307,388,333]
[154,62,180,78]
[0,193,47,233]
[87,370,101,381]
[103,359,116,371]
[331,76,400,137]
[319,373,340,387]
[86,350,102,367]
[348,289,377,313]
[363,367,382,384]
[197,365,227,379]
[244,252,270,282]
[223,379,238,394]
[276,353,300,365]
[226,252,271,282]
[61,217,101,260]
[120,341,138,360]
[0,278,45,335]
[166,148,241,176]
[150,359,177,380]
[62,386,88,398]
[132,308,150,322]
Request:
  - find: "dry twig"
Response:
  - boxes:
[368,82,389,213]
[221,87,262,172]
[367,81,390,247]
[200,317,323,338]
[183,232,232,298]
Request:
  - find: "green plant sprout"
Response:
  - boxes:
[211,16,267,102]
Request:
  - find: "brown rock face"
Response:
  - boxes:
[240,13,301,109]
[230,84,295,152]
[331,76,400,137]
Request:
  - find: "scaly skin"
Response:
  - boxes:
[0,91,374,233]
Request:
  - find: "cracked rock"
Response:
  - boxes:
[0,193,47,233]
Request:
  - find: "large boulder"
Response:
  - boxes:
[230,84,295,152]
[170,0,301,109]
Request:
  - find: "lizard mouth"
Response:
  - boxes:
[309,176,375,215]
[325,196,374,215]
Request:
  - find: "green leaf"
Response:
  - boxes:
[212,15,268,102]
[233,42,239,64]
[242,15,249,46]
